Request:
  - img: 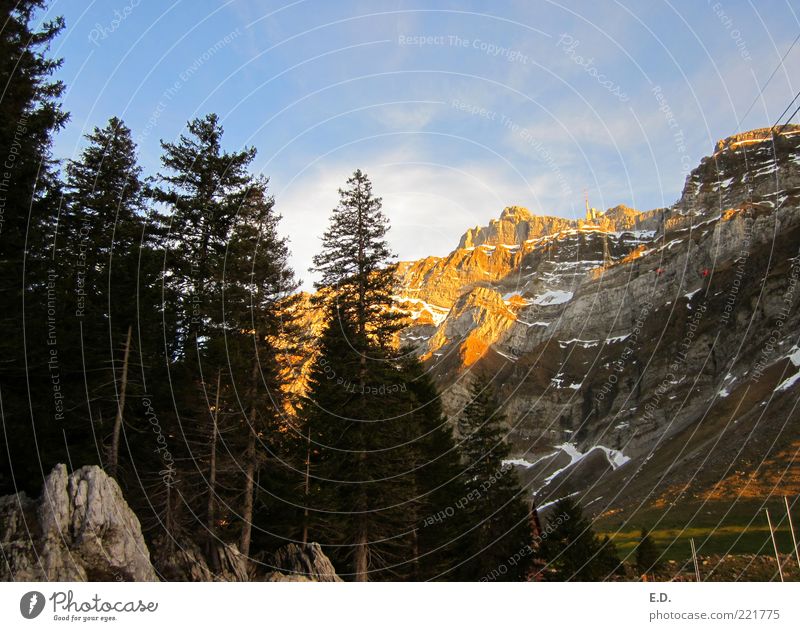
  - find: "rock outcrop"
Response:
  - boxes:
[152,535,249,582]
[458,206,574,249]
[263,542,342,582]
[0,464,157,581]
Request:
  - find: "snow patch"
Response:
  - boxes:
[543,443,630,484]
[559,338,600,348]
[517,320,549,327]
[533,289,574,306]
[775,370,800,393]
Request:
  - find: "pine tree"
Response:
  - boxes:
[400,354,470,580]
[455,376,530,580]
[0,0,68,495]
[537,497,621,581]
[310,169,403,348]
[635,528,664,579]
[151,113,255,359]
[150,119,299,565]
[304,171,412,580]
[58,117,163,479]
[216,176,299,558]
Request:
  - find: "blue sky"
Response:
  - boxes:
[44,0,800,286]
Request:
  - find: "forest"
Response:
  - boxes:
[0,0,657,582]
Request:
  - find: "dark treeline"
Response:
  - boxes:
[1,1,621,582]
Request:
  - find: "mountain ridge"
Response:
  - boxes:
[388,125,800,529]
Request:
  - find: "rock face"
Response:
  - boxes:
[458,206,574,249]
[152,535,249,582]
[0,464,157,581]
[390,125,800,521]
[263,542,342,582]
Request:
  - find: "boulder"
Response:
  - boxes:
[0,464,157,581]
[263,542,342,582]
[152,535,249,582]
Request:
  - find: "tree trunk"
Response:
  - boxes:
[302,425,311,544]
[239,361,260,559]
[206,369,221,569]
[109,325,132,478]
[354,504,369,581]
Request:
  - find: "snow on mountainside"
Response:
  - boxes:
[387,125,800,519]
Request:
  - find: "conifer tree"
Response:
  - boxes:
[305,170,412,580]
[300,303,416,580]
[400,354,470,580]
[151,118,298,564]
[147,114,255,546]
[311,169,402,349]
[217,177,299,558]
[59,117,163,478]
[635,528,664,579]
[455,376,530,580]
[152,113,255,358]
[0,0,68,495]
[537,497,621,580]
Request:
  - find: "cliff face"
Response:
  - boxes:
[390,125,800,520]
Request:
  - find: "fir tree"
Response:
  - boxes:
[455,376,530,580]
[300,304,416,580]
[151,113,255,358]
[0,0,68,495]
[400,354,469,580]
[537,497,621,581]
[59,117,163,478]
[635,528,664,579]
[305,171,412,580]
[310,168,403,348]
[216,177,299,558]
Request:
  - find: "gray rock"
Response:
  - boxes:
[264,543,342,582]
[0,464,157,581]
[152,535,249,582]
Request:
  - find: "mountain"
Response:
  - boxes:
[387,125,800,552]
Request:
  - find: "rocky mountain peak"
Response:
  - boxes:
[673,124,800,221]
[458,206,574,249]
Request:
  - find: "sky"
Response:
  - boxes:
[41,0,800,288]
